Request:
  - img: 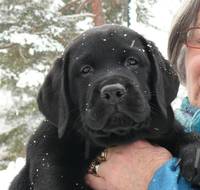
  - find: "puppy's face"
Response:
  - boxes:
[67,25,153,146]
[38,24,179,146]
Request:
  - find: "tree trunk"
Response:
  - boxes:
[91,0,105,26]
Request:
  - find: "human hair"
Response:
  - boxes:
[168,0,200,84]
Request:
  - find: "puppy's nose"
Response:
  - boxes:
[100,83,126,104]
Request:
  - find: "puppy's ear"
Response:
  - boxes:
[37,57,69,138]
[144,40,179,117]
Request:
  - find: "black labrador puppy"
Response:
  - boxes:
[9,24,200,190]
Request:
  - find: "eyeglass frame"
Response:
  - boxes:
[183,26,200,49]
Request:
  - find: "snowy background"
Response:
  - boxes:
[0,0,186,189]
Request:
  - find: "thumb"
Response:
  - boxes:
[85,174,106,190]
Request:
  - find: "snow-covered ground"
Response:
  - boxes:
[0,158,25,190]
[0,0,186,189]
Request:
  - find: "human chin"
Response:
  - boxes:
[188,88,200,108]
[195,94,200,108]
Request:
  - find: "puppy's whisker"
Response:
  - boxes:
[67,107,80,115]
[73,108,90,133]
[149,103,160,113]
[149,103,159,110]
[70,106,89,132]
[148,91,157,96]
[69,113,82,133]
[67,104,88,116]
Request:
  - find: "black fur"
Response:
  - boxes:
[9,24,200,190]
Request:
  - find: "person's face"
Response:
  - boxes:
[185,13,200,107]
[185,47,200,107]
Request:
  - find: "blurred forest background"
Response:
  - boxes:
[0,0,181,170]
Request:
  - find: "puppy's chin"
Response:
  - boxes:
[83,115,151,147]
[83,103,150,130]
[104,113,139,131]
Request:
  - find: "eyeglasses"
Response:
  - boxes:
[185,27,200,49]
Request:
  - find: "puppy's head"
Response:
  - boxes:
[37,24,179,147]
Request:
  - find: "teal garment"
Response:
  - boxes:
[148,158,196,190]
[148,97,200,190]
[175,97,200,132]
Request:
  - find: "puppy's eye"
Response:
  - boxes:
[80,65,94,75]
[125,57,138,68]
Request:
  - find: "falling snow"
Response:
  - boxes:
[0,0,186,189]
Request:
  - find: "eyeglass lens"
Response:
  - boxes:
[187,28,200,49]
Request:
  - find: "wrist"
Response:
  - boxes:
[144,154,172,185]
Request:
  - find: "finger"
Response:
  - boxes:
[131,140,154,149]
[96,161,108,177]
[85,174,106,190]
[96,149,116,177]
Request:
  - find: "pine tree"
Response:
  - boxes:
[0,0,128,169]
[0,0,87,169]
[128,0,157,28]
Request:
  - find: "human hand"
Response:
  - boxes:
[85,140,172,190]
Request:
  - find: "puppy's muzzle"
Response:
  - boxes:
[100,83,127,105]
